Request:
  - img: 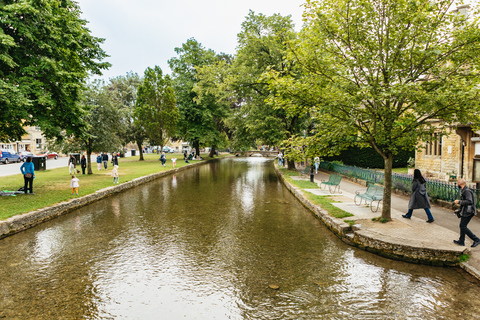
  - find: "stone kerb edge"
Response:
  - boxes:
[0,158,217,239]
[274,165,464,266]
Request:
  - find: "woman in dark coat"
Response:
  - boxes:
[402,169,434,223]
[80,155,87,175]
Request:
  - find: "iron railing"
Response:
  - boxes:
[319,161,480,208]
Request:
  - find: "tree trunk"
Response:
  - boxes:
[193,140,200,157]
[137,140,144,161]
[287,159,295,170]
[381,153,393,221]
[208,145,216,158]
[87,149,93,174]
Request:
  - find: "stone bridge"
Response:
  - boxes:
[235,150,278,157]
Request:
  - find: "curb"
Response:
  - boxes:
[274,165,465,267]
[0,158,221,239]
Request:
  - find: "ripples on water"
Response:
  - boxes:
[1,158,480,319]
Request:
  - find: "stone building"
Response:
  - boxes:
[415,124,480,183]
[0,126,46,154]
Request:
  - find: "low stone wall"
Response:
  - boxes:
[0,159,216,239]
[275,166,463,267]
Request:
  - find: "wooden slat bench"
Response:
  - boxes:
[321,174,342,194]
[354,184,384,212]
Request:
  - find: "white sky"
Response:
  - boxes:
[76,0,306,80]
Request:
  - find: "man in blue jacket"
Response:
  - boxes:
[20,156,35,194]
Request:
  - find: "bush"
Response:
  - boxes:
[324,146,414,168]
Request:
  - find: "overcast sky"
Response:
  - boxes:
[76,0,305,80]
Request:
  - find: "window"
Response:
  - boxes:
[425,133,442,156]
[36,138,42,149]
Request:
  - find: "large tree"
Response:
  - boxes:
[168,38,227,156]
[269,0,480,220]
[0,0,109,141]
[134,66,178,155]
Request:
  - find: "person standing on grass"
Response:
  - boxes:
[96,153,102,171]
[111,165,119,184]
[402,169,434,223]
[71,175,79,195]
[102,152,108,170]
[80,155,87,175]
[68,155,76,175]
[160,152,166,167]
[20,157,35,194]
[453,178,480,247]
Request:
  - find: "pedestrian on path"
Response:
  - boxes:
[68,155,76,175]
[20,157,34,194]
[111,165,119,184]
[314,156,320,174]
[402,169,434,223]
[71,175,79,195]
[453,178,480,247]
[80,155,87,175]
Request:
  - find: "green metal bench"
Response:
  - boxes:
[354,185,384,212]
[321,174,342,193]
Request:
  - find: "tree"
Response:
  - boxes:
[135,66,178,155]
[269,0,480,220]
[168,38,228,156]
[228,11,307,167]
[0,0,109,142]
[59,81,123,174]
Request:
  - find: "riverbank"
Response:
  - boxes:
[0,154,228,239]
[275,165,480,281]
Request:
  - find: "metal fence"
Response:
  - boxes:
[319,161,480,208]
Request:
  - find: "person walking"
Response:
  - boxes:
[277,152,283,167]
[102,152,108,170]
[68,154,76,175]
[71,175,79,195]
[314,156,320,174]
[453,178,480,247]
[402,169,434,223]
[112,153,119,166]
[20,156,35,194]
[80,155,87,175]
[96,154,102,171]
[111,165,119,184]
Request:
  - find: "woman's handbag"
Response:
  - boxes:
[25,173,32,178]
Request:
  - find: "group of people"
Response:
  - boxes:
[403,169,480,248]
[95,152,118,171]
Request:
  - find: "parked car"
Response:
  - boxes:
[18,151,34,162]
[36,151,58,159]
[0,149,21,164]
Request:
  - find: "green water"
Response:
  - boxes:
[0,158,479,319]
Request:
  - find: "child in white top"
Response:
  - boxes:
[111,165,119,183]
[171,158,177,168]
[71,175,79,195]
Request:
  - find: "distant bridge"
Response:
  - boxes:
[235,150,278,157]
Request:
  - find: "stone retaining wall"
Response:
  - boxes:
[0,159,216,239]
[275,166,463,267]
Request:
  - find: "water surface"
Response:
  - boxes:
[1,158,479,319]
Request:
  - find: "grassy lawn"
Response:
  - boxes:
[304,193,354,218]
[0,153,226,220]
[392,167,409,174]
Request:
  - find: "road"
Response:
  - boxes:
[0,152,134,177]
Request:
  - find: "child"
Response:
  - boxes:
[111,165,119,184]
[71,175,79,195]
[171,158,177,168]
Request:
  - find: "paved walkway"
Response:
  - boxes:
[298,170,480,278]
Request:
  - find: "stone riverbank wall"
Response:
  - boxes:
[274,165,465,267]
[0,159,219,240]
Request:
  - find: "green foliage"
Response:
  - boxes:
[168,38,229,155]
[268,0,480,219]
[324,147,415,168]
[135,66,178,149]
[344,220,355,226]
[459,254,470,263]
[0,0,110,141]
[292,180,320,189]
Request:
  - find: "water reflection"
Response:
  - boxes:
[0,158,479,319]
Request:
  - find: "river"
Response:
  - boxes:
[1,157,479,319]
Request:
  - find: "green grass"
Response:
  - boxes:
[459,254,470,263]
[392,167,408,174]
[0,153,226,220]
[291,180,320,189]
[344,220,355,226]
[304,193,353,218]
[372,217,390,223]
[279,168,301,177]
